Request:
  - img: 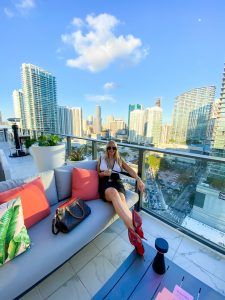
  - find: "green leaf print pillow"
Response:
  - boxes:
[0,197,30,265]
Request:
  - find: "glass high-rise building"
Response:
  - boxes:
[94,105,102,134]
[21,63,58,133]
[171,86,215,144]
[58,106,72,135]
[212,65,225,154]
[128,104,142,132]
[186,104,212,145]
[128,109,145,144]
[145,99,162,146]
[13,89,26,129]
[71,107,83,137]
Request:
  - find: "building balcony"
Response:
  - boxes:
[0,135,225,299]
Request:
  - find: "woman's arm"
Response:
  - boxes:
[122,160,145,192]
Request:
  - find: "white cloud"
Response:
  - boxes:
[103,82,117,90]
[16,0,35,10]
[72,17,84,27]
[62,13,148,72]
[85,94,116,103]
[4,8,14,18]
[4,0,35,17]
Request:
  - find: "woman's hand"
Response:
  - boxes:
[102,170,111,176]
[137,179,145,193]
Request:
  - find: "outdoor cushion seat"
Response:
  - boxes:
[0,160,139,300]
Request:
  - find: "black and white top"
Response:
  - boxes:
[99,155,122,173]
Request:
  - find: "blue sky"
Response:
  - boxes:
[1,0,225,123]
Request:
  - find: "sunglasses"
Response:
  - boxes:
[107,146,117,151]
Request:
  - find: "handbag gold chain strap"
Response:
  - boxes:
[65,202,85,219]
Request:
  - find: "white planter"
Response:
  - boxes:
[66,158,87,166]
[30,144,65,172]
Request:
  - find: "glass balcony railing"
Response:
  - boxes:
[7,128,225,255]
[60,134,225,255]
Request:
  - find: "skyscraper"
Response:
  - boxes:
[212,65,225,154]
[105,115,114,130]
[58,106,72,135]
[171,86,215,144]
[128,104,142,132]
[145,99,162,146]
[161,123,172,144]
[21,63,58,133]
[128,109,145,144]
[109,119,126,138]
[94,105,102,134]
[13,89,26,128]
[71,107,83,137]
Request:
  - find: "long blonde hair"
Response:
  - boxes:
[104,140,122,166]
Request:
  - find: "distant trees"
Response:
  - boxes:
[206,176,225,191]
[146,154,171,174]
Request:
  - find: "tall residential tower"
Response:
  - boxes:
[145,99,162,146]
[94,105,102,134]
[212,65,225,155]
[13,89,26,129]
[21,63,58,133]
[171,86,215,144]
[128,104,142,133]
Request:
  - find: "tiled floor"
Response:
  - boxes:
[20,212,225,300]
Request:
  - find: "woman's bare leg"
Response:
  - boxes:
[105,188,133,229]
[118,192,133,219]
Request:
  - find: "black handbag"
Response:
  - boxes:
[110,172,120,181]
[52,198,91,235]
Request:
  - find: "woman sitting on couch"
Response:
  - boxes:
[97,140,146,256]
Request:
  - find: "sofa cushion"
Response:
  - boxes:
[0,197,30,265]
[25,170,58,206]
[55,161,97,201]
[0,189,138,300]
[0,178,50,228]
[72,168,99,200]
[0,170,58,206]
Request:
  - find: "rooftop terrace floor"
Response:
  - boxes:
[1,142,225,299]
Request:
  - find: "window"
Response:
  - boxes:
[194,192,205,208]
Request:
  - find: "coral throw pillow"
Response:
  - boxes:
[0,197,30,265]
[0,178,50,228]
[72,168,99,200]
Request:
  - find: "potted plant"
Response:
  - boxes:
[30,134,65,172]
[24,138,36,154]
[67,145,87,164]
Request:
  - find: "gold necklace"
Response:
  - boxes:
[107,158,115,169]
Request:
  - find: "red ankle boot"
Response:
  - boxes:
[128,227,145,256]
[132,210,146,240]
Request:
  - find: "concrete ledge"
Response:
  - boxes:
[0,149,11,181]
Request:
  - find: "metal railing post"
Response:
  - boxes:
[135,149,146,211]
[92,141,97,160]
[3,129,8,142]
[66,136,72,159]
[33,130,37,140]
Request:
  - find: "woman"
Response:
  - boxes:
[97,140,146,256]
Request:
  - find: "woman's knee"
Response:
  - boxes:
[105,187,119,200]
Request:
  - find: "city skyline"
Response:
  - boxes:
[1,1,225,122]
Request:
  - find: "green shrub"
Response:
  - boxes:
[38,135,62,146]
[69,146,86,161]
[24,138,36,149]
